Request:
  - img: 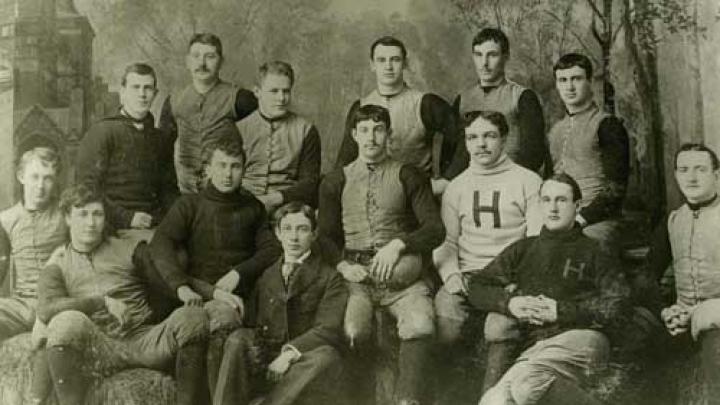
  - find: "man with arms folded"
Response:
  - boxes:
[238,61,321,212]
[469,174,631,405]
[37,184,210,405]
[160,33,257,194]
[320,104,445,405]
[433,110,542,392]
[150,134,282,403]
[334,36,461,195]
[213,202,347,405]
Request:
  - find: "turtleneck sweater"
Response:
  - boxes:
[468,225,631,346]
[76,111,178,229]
[434,154,542,282]
[150,183,282,299]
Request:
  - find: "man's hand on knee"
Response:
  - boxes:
[266,349,299,382]
[661,304,690,336]
[443,273,467,295]
[338,261,368,283]
[177,285,203,307]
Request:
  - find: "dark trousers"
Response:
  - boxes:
[214,328,342,405]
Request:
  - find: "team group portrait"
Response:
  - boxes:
[0,0,719,404]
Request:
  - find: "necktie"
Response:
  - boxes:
[282,262,298,286]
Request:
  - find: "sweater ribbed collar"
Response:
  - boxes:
[469,154,512,176]
[538,224,583,242]
[687,194,718,212]
[202,182,246,203]
[565,101,598,117]
[479,77,507,93]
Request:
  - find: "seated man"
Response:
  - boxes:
[238,61,321,212]
[644,144,720,399]
[76,63,177,234]
[319,104,445,405]
[0,147,67,405]
[433,111,542,391]
[37,185,209,405]
[214,202,348,405]
[150,133,282,401]
[469,174,631,405]
[0,147,67,342]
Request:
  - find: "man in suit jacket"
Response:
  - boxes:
[213,201,348,405]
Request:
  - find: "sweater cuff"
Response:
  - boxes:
[556,300,579,325]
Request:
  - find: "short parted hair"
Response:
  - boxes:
[17,146,62,177]
[351,104,391,130]
[472,28,509,55]
[553,53,593,79]
[258,61,295,86]
[202,132,246,167]
[542,173,583,202]
[273,201,317,231]
[370,36,407,60]
[188,32,223,58]
[462,110,509,137]
[120,63,157,88]
[675,143,720,171]
[59,184,104,216]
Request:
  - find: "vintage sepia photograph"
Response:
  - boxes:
[0,0,719,404]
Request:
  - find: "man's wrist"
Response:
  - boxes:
[388,239,406,253]
[575,214,588,227]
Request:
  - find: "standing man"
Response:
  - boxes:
[644,144,720,400]
[76,63,177,233]
[470,174,631,405]
[334,36,460,195]
[433,111,542,391]
[160,33,257,194]
[454,28,548,173]
[238,61,321,212]
[213,202,347,405]
[320,104,445,405]
[150,134,282,403]
[0,147,67,341]
[38,185,210,405]
[547,53,629,251]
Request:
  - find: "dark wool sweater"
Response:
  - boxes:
[76,112,178,229]
[468,225,632,345]
[150,183,282,299]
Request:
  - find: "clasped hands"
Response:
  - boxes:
[661,304,690,336]
[508,295,558,325]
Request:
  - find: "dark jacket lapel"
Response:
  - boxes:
[287,251,320,298]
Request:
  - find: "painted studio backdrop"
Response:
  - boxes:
[1,0,719,220]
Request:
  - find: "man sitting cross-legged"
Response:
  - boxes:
[470,174,631,405]
[213,202,348,405]
[37,184,210,405]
